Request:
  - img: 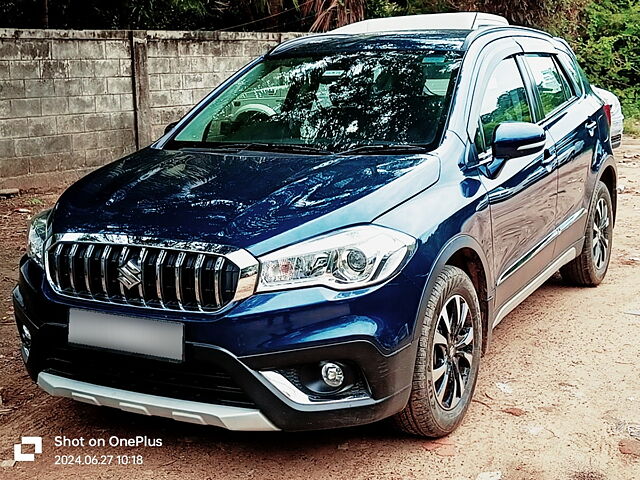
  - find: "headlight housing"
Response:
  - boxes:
[27,208,52,267]
[257,225,416,292]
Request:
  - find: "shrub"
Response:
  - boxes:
[568,0,640,121]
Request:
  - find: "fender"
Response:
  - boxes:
[594,154,618,226]
[410,233,495,353]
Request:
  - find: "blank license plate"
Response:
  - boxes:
[68,309,184,361]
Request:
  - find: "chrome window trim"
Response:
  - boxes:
[44,232,260,313]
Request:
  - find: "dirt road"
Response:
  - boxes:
[1,141,639,480]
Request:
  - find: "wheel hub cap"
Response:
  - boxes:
[592,198,610,270]
[431,294,475,410]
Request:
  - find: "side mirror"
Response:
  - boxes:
[164,121,178,135]
[492,122,546,160]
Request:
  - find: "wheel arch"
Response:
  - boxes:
[413,235,494,354]
[598,161,617,227]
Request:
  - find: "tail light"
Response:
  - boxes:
[603,104,612,126]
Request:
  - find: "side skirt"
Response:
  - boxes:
[492,246,577,329]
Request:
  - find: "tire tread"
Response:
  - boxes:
[561,181,613,287]
[393,265,481,437]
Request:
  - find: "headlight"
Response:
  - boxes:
[27,208,51,267]
[257,225,416,292]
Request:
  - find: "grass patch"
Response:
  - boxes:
[624,117,640,138]
[26,197,44,206]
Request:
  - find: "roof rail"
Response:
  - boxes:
[463,24,552,48]
[331,12,509,34]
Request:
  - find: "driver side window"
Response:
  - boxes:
[475,57,532,154]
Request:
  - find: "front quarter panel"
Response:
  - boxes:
[375,134,494,337]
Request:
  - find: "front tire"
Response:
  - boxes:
[561,181,613,286]
[394,265,482,437]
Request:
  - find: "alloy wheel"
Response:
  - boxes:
[592,197,610,270]
[431,294,475,410]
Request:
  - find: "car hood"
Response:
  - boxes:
[52,147,439,255]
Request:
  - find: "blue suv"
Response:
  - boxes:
[14,14,616,437]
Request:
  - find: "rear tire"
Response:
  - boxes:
[393,265,482,437]
[561,181,613,286]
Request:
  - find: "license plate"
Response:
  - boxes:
[68,309,184,361]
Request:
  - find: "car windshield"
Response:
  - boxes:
[169,50,462,153]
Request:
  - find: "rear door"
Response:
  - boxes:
[472,56,558,310]
[521,52,597,255]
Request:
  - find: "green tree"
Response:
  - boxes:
[570,0,640,120]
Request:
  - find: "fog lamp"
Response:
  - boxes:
[321,363,344,388]
[20,324,31,360]
[21,324,31,344]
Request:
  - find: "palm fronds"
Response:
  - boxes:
[300,0,366,32]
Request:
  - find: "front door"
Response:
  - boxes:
[473,56,558,310]
[522,53,598,255]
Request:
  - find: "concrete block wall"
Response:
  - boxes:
[0,30,137,190]
[0,29,304,190]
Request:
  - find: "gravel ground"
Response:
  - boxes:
[0,141,639,480]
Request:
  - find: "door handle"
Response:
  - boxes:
[542,148,556,162]
[585,120,597,136]
[542,148,557,171]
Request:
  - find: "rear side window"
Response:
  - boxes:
[557,51,584,95]
[475,57,532,153]
[525,54,573,117]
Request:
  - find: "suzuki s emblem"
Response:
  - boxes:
[117,256,142,290]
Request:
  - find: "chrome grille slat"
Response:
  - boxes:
[155,249,167,308]
[100,245,112,298]
[45,237,248,313]
[54,243,64,287]
[68,244,79,293]
[175,251,186,310]
[118,246,130,300]
[194,253,205,311]
[213,257,225,308]
[138,248,148,305]
[83,244,94,297]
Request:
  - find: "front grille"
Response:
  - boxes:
[42,346,256,408]
[46,241,240,312]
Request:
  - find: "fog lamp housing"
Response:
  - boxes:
[19,323,32,361]
[260,361,370,404]
[321,362,344,388]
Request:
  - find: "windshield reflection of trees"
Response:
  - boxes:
[204,52,461,152]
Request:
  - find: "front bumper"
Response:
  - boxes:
[38,372,279,431]
[14,256,422,431]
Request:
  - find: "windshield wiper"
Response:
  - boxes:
[177,142,331,155]
[250,143,332,155]
[337,144,431,155]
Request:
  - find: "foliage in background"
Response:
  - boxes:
[569,0,640,126]
[300,0,366,31]
[392,0,640,126]
[0,0,638,124]
[367,0,403,18]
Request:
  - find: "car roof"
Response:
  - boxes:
[332,12,509,33]
[268,31,472,58]
[268,26,557,59]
